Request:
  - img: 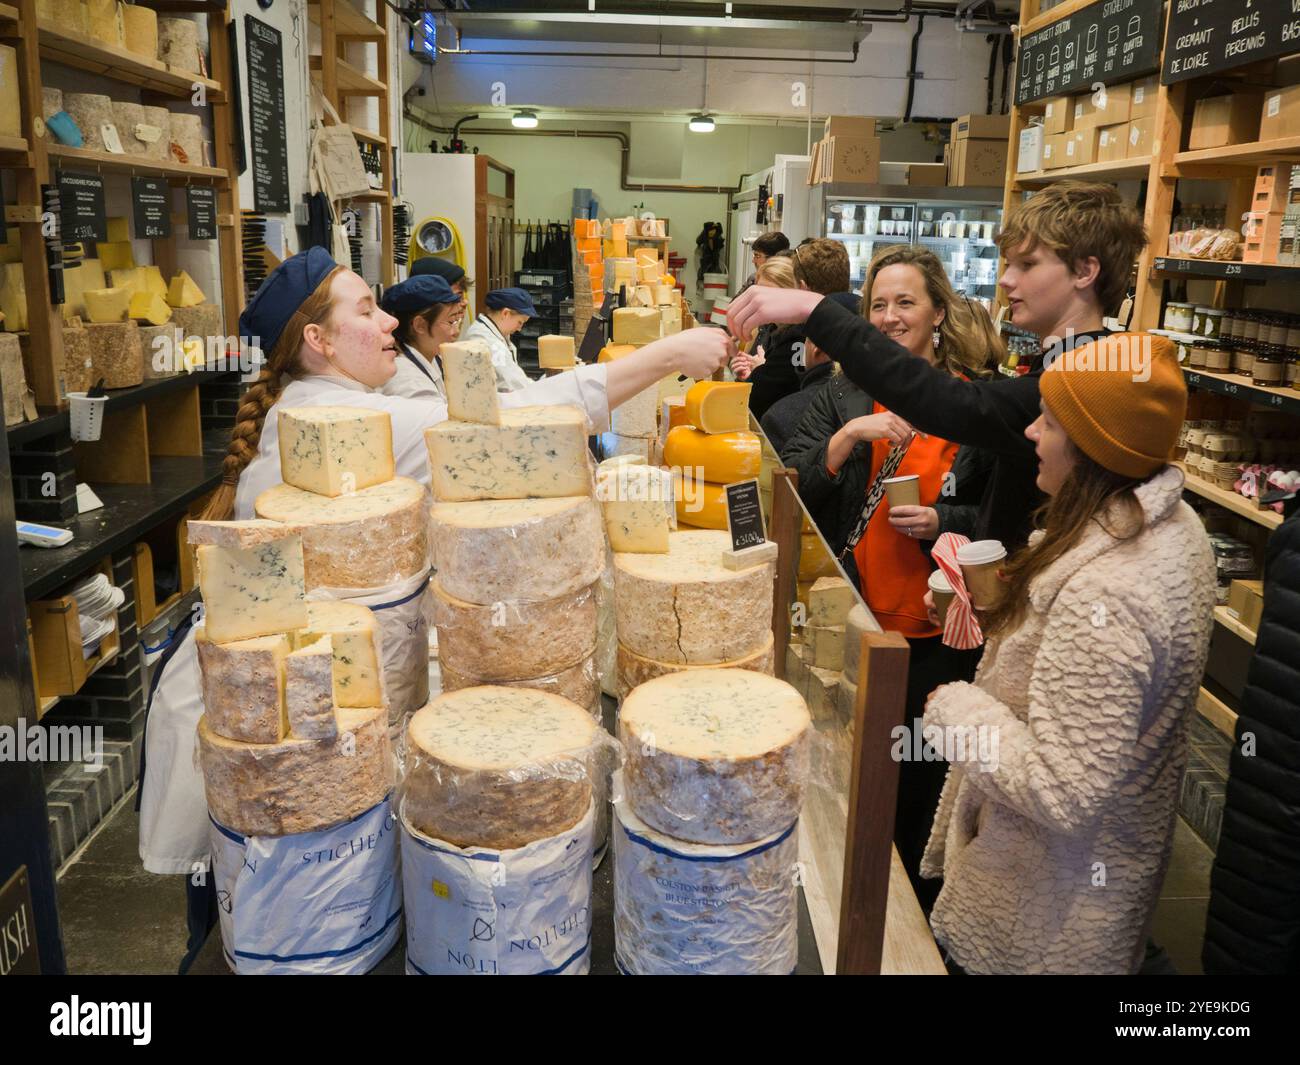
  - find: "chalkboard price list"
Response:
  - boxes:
[245,15,290,214]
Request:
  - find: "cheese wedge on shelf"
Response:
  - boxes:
[105,217,131,243]
[294,601,384,709]
[612,306,661,345]
[664,426,761,483]
[84,287,132,323]
[129,290,172,326]
[808,576,855,627]
[684,380,752,434]
[537,334,576,370]
[189,521,308,644]
[277,406,395,498]
[618,669,811,844]
[440,338,500,425]
[166,270,205,308]
[95,241,134,272]
[194,627,290,744]
[285,635,339,740]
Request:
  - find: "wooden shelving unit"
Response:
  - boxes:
[309,0,395,286]
[46,145,227,183]
[37,20,224,100]
[1214,605,1258,647]
[1173,464,1283,531]
[1015,155,1154,186]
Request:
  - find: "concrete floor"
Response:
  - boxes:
[54,788,1217,975]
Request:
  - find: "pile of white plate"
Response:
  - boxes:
[71,572,124,658]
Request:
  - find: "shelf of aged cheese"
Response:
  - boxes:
[22,451,225,600]
[1214,605,1258,647]
[8,370,237,446]
[1152,257,1300,282]
[1173,462,1284,531]
[309,55,385,96]
[1170,135,1300,173]
[37,20,225,101]
[1198,685,1239,741]
[47,145,227,184]
[307,0,387,40]
[1182,367,1300,418]
[1014,155,1153,187]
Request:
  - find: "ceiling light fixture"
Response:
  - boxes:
[688,113,715,133]
[511,109,539,128]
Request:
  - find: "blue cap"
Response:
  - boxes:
[485,287,538,316]
[239,247,339,356]
[410,256,466,285]
[379,274,460,320]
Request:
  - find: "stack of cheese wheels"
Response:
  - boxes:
[189,521,390,838]
[426,341,604,715]
[613,670,812,974]
[667,381,761,530]
[612,528,775,696]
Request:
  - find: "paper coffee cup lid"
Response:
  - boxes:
[883,474,919,484]
[956,540,1007,565]
[928,570,952,592]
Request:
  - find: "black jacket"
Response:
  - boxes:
[747,324,805,421]
[1203,503,1300,974]
[760,360,835,457]
[803,298,1072,550]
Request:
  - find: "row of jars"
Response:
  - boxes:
[1163,304,1300,387]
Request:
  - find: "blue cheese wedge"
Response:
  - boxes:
[404,686,598,849]
[424,405,593,501]
[255,476,428,589]
[596,463,673,554]
[429,496,605,605]
[285,635,338,740]
[293,601,384,709]
[277,407,395,498]
[440,339,501,425]
[615,632,773,698]
[618,669,811,844]
[194,626,290,743]
[189,520,307,643]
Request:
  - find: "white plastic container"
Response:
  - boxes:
[68,392,108,442]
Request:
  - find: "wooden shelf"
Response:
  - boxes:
[1153,257,1300,282]
[0,133,29,154]
[37,646,117,719]
[1015,156,1153,186]
[1170,135,1300,172]
[1198,685,1239,741]
[1214,605,1258,647]
[0,2,18,24]
[348,188,390,202]
[308,0,386,40]
[46,145,227,183]
[38,20,224,101]
[1183,367,1300,417]
[1174,462,1284,531]
[310,55,385,96]
[350,126,387,146]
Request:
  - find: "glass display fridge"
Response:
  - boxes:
[808,183,1004,308]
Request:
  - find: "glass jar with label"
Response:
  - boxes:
[1253,342,1286,387]
[1185,341,1209,370]
[1201,344,1233,372]
[1164,301,1195,332]
[1199,308,1225,340]
[1220,309,1241,347]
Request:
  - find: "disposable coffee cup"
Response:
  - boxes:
[884,474,920,509]
[928,569,955,626]
[956,540,1007,610]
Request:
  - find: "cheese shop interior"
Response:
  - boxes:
[2,0,1298,1000]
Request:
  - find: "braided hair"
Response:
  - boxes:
[201,265,345,521]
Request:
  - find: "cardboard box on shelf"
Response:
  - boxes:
[824,115,876,139]
[1128,76,1159,120]
[906,162,947,186]
[1042,96,1074,135]
[1017,124,1045,173]
[951,137,1007,186]
[1252,161,1300,214]
[1073,83,1131,129]
[950,113,1011,141]
[1127,116,1155,158]
[820,134,881,184]
[1188,92,1264,151]
[1042,132,1069,170]
[1259,85,1300,143]
[1242,210,1286,263]
[1097,123,1129,164]
[1064,128,1101,167]
[1228,579,1265,633]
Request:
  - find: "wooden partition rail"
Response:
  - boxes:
[769,468,801,681]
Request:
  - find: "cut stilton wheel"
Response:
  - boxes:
[432,578,598,681]
[596,464,673,554]
[285,635,338,740]
[615,631,774,698]
[254,476,428,589]
[197,706,390,837]
[190,521,307,643]
[277,407,395,498]
[429,496,604,605]
[292,601,384,709]
[440,339,501,425]
[194,626,290,744]
[404,687,598,849]
[610,382,658,439]
[438,654,599,713]
[613,529,772,664]
[618,669,811,844]
[424,405,593,502]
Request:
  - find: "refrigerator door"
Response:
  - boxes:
[913,198,1004,309]
[821,195,917,294]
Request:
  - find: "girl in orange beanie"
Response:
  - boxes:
[919,335,1217,974]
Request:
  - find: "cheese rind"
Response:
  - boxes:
[424,406,592,502]
[195,627,289,743]
[277,407,395,498]
[429,495,604,605]
[684,380,752,434]
[611,382,658,439]
[664,426,761,483]
[255,477,428,589]
[285,635,339,740]
[808,624,846,672]
[612,306,661,345]
[432,579,598,681]
[440,339,501,425]
[438,654,600,712]
[537,334,576,369]
[673,475,729,531]
[618,669,811,844]
[613,529,772,664]
[404,687,598,849]
[191,523,307,643]
[616,631,775,697]
[198,706,390,837]
[294,601,384,709]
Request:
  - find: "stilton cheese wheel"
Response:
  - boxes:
[615,632,774,697]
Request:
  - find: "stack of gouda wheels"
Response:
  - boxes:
[666,381,761,530]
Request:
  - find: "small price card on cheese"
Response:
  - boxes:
[724,478,765,552]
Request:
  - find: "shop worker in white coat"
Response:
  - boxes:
[376,273,463,402]
[461,286,537,392]
[138,247,732,890]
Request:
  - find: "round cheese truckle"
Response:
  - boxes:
[438,654,600,714]
[613,529,772,664]
[403,687,598,850]
[615,632,774,697]
[618,669,811,844]
[429,496,605,605]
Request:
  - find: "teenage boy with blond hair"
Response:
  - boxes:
[727,181,1151,549]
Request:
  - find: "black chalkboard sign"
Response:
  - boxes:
[187,186,217,240]
[131,177,171,239]
[724,479,766,553]
[1163,0,1300,83]
[56,171,106,244]
[245,16,290,214]
[1014,0,1165,106]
